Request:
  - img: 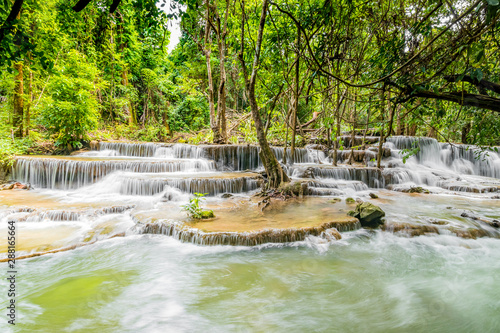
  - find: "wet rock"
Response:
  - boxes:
[402,186,430,194]
[429,220,448,225]
[221,193,234,199]
[278,181,308,197]
[324,228,342,241]
[0,182,31,191]
[382,223,439,237]
[448,227,491,239]
[461,212,500,228]
[355,198,364,204]
[70,148,90,156]
[348,202,386,227]
[346,197,356,204]
[328,198,342,204]
[291,166,315,179]
[369,192,379,199]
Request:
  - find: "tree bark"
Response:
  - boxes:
[25,65,32,137]
[290,23,300,163]
[214,0,229,144]
[204,1,219,142]
[239,0,289,188]
[444,75,500,95]
[13,62,24,138]
[410,90,500,114]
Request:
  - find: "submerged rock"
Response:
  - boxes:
[348,202,385,227]
[369,192,379,199]
[382,223,439,237]
[346,197,356,204]
[329,198,342,204]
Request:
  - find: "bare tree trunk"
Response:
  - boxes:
[25,64,32,137]
[290,23,300,163]
[13,62,24,138]
[461,122,471,144]
[214,0,229,144]
[348,94,356,165]
[239,0,289,188]
[204,1,219,142]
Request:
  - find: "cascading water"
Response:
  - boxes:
[2,138,500,332]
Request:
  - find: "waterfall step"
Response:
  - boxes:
[136,197,360,245]
[118,172,263,196]
[288,164,385,188]
[13,156,216,189]
[91,141,329,168]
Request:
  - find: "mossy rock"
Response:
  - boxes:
[345,197,356,204]
[349,202,385,228]
[278,181,308,197]
[403,186,430,194]
[329,198,342,204]
[199,210,215,219]
[369,192,379,199]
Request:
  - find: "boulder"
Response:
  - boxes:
[369,192,379,199]
[348,202,385,227]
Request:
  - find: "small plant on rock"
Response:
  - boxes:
[181,192,215,219]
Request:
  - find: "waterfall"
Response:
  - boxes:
[12,157,216,189]
[118,174,262,196]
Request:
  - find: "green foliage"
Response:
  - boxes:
[401,143,421,164]
[170,95,210,132]
[38,50,100,148]
[187,131,213,144]
[181,192,214,219]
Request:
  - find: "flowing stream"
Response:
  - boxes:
[1,137,500,332]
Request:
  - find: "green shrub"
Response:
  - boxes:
[181,192,214,219]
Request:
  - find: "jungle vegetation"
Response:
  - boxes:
[1,0,500,186]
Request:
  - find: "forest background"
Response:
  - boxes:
[1,0,499,185]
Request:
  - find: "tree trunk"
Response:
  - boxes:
[290,23,300,163]
[239,0,289,188]
[13,62,24,138]
[204,2,219,142]
[122,70,137,126]
[214,0,229,144]
[461,122,471,144]
[25,64,32,137]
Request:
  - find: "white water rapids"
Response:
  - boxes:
[1,137,499,332]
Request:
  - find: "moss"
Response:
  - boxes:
[199,210,215,219]
[329,198,342,204]
[404,186,430,194]
[346,197,356,204]
[369,192,379,199]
